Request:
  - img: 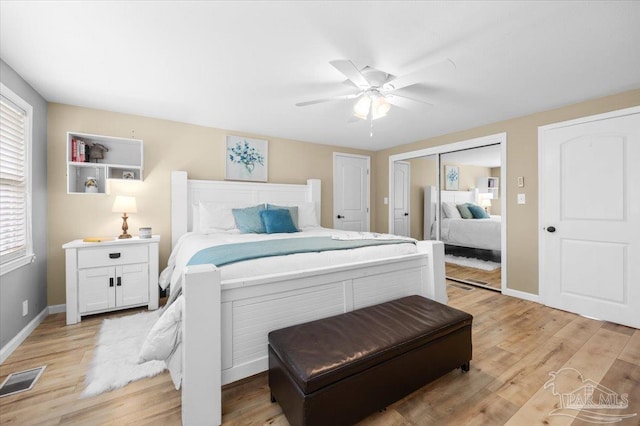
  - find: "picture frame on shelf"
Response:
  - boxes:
[225,135,268,182]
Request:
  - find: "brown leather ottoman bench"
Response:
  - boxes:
[268,295,473,426]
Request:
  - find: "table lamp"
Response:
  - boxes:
[112,195,137,239]
[480,197,492,213]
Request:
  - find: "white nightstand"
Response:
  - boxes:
[63,236,160,325]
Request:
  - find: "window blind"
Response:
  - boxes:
[0,95,28,265]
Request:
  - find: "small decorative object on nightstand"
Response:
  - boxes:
[62,236,160,325]
[112,195,137,239]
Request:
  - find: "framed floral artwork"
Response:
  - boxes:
[225,136,268,182]
[445,165,459,190]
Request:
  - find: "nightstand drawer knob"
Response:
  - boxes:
[109,253,121,259]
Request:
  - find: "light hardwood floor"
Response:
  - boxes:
[1,283,638,425]
[446,262,502,291]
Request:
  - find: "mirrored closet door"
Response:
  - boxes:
[393,142,503,292]
[439,146,502,291]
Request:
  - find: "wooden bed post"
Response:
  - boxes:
[182,264,221,426]
[417,241,447,304]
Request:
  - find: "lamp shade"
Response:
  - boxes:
[112,195,137,213]
[353,96,371,118]
[480,198,492,208]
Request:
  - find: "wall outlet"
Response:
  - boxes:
[517,193,526,204]
[22,300,28,317]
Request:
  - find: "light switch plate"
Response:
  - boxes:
[517,176,524,187]
[517,193,526,204]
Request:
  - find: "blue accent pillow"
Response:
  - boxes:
[260,209,298,234]
[266,204,299,230]
[456,203,473,219]
[232,205,266,233]
[466,203,490,219]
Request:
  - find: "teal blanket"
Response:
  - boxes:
[187,236,414,267]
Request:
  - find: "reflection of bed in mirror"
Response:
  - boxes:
[423,185,501,252]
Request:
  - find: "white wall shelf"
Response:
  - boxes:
[66,132,144,194]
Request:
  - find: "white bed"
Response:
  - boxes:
[169,171,447,425]
[424,185,501,251]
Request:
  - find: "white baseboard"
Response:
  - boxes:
[48,304,66,314]
[0,307,49,364]
[0,304,67,364]
[502,287,541,303]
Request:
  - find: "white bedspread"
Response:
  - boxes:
[160,227,417,294]
[433,216,501,251]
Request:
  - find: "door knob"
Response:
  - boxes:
[404,213,409,216]
[337,215,344,219]
[546,226,556,233]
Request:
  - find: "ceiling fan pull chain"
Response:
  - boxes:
[369,100,374,137]
[370,113,374,138]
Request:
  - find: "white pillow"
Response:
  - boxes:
[442,202,462,219]
[198,202,238,232]
[298,202,320,228]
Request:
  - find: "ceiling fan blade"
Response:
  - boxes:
[386,94,434,109]
[329,60,370,89]
[383,58,456,91]
[295,93,361,107]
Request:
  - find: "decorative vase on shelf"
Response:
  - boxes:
[84,177,99,193]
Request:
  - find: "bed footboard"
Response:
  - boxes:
[181,240,445,426]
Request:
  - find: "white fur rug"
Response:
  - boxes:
[82,310,165,397]
[445,254,501,271]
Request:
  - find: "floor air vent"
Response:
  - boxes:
[449,282,475,291]
[0,366,46,398]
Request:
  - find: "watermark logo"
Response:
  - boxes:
[544,367,637,423]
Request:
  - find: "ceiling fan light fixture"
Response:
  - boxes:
[353,96,371,119]
[372,97,391,119]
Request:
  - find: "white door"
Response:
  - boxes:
[333,153,370,231]
[393,161,411,237]
[539,108,640,328]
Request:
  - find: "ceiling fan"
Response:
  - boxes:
[296,58,456,124]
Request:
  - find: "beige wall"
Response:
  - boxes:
[407,157,438,240]
[375,89,640,296]
[47,104,373,305]
[490,167,501,215]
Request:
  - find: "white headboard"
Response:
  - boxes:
[171,171,321,247]
[441,189,478,204]
[423,186,479,240]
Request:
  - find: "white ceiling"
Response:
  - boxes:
[1,1,639,151]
